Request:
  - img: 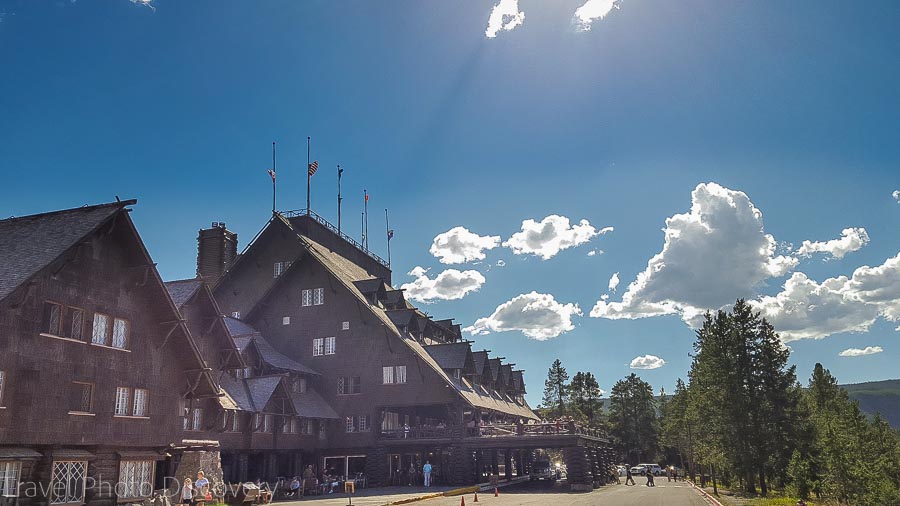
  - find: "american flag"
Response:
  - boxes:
[308,160,319,176]
[267,169,276,182]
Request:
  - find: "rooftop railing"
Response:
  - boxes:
[280,209,390,268]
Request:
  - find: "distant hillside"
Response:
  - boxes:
[840,379,900,429]
[594,379,900,429]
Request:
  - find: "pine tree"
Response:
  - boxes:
[609,373,658,464]
[541,359,569,418]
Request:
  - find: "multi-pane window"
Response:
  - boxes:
[50,461,87,504]
[112,318,129,349]
[342,321,350,331]
[189,408,203,431]
[133,389,148,417]
[0,370,5,407]
[324,336,336,355]
[302,288,325,306]
[282,316,290,326]
[313,338,324,357]
[235,367,252,379]
[301,418,313,435]
[42,303,85,340]
[337,376,361,395]
[382,366,407,385]
[273,262,285,278]
[292,377,307,394]
[92,313,110,345]
[70,382,93,414]
[118,460,153,500]
[382,411,400,431]
[44,302,62,336]
[0,461,20,497]
[115,387,131,416]
[345,415,370,433]
[263,414,273,433]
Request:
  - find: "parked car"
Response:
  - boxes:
[637,463,664,476]
[530,460,554,481]
[629,465,646,475]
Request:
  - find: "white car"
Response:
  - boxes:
[637,464,663,476]
[629,465,646,475]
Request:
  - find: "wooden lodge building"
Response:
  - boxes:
[0,200,614,505]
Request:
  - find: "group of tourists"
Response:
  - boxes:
[394,461,435,487]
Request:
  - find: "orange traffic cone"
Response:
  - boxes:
[473,491,479,502]
[494,487,499,497]
[460,496,465,506]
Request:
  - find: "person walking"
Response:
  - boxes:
[625,467,635,486]
[423,461,433,487]
[646,468,655,487]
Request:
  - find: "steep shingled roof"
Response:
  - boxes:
[425,342,472,371]
[236,215,538,420]
[164,279,204,309]
[472,351,491,378]
[291,391,340,420]
[253,334,320,375]
[0,201,129,301]
[224,316,260,338]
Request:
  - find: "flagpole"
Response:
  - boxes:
[272,141,277,215]
[364,189,369,251]
[361,212,365,245]
[306,136,311,215]
[385,208,391,267]
[337,164,343,234]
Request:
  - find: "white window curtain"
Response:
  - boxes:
[382,367,394,385]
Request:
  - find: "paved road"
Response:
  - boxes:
[426,479,711,506]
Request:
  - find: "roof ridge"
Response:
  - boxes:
[0,199,136,224]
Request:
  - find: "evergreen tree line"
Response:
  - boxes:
[539,299,900,503]
[661,299,900,504]
[539,359,605,427]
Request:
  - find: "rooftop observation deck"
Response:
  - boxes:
[280,209,390,268]
[377,421,608,449]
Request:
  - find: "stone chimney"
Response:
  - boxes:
[196,222,237,285]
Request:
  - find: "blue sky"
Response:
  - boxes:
[2,0,899,406]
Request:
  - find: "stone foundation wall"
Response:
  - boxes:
[174,451,224,498]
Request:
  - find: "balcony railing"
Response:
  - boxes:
[279,209,390,268]
[377,422,607,441]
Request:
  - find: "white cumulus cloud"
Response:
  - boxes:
[608,272,620,293]
[504,215,612,260]
[839,346,884,357]
[587,249,603,257]
[591,183,797,323]
[430,226,501,264]
[485,0,525,38]
[573,0,621,31]
[464,291,582,341]
[893,190,900,203]
[796,227,869,260]
[753,252,900,341]
[401,266,486,303]
[630,355,666,370]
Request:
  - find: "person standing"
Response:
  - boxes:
[423,461,433,487]
[408,462,416,486]
[195,471,210,505]
[181,478,194,506]
[624,467,635,486]
[646,468,655,487]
